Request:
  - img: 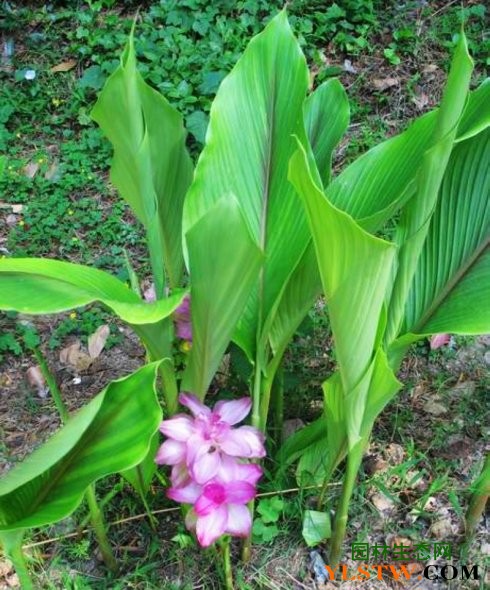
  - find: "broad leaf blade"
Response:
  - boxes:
[267,79,349,358]
[401,129,490,340]
[327,80,488,233]
[183,11,311,359]
[304,78,350,186]
[0,364,161,530]
[289,143,396,395]
[182,197,263,397]
[0,258,186,324]
[92,35,193,291]
[386,34,473,342]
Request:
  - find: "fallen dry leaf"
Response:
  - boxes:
[373,77,399,91]
[50,59,76,73]
[430,518,454,539]
[424,398,447,416]
[26,365,49,398]
[371,491,396,513]
[23,162,39,179]
[88,324,110,359]
[0,373,12,387]
[422,64,438,73]
[413,92,429,110]
[59,341,93,372]
[44,161,60,181]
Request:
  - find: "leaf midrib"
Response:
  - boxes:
[412,236,489,333]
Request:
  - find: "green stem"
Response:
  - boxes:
[9,543,34,590]
[465,454,490,540]
[85,484,118,573]
[32,347,69,423]
[241,352,264,563]
[329,446,364,568]
[270,364,284,445]
[220,537,234,590]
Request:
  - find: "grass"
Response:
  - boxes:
[1,1,489,588]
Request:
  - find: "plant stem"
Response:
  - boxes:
[32,347,69,423]
[85,484,118,573]
[329,446,364,568]
[9,543,34,590]
[241,352,264,562]
[465,454,490,541]
[270,364,284,445]
[220,537,234,590]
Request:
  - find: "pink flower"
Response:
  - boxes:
[156,393,265,483]
[156,393,265,547]
[430,333,451,350]
[168,456,262,547]
[174,294,192,341]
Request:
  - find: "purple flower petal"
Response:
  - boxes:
[196,505,228,547]
[195,483,225,516]
[176,320,192,341]
[215,455,263,486]
[155,439,186,465]
[167,480,201,504]
[220,425,266,458]
[159,415,195,440]
[223,481,256,504]
[214,397,251,425]
[170,463,190,488]
[179,392,210,417]
[429,333,451,349]
[225,504,252,537]
[190,446,221,484]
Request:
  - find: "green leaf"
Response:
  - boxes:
[327,79,488,233]
[92,34,193,292]
[252,518,280,544]
[268,243,321,359]
[0,258,187,325]
[256,496,285,524]
[302,510,331,546]
[456,78,490,142]
[386,34,473,343]
[399,128,490,342]
[0,364,161,531]
[186,110,209,144]
[0,156,5,178]
[304,78,350,186]
[120,432,160,495]
[182,197,263,397]
[289,142,396,396]
[182,11,311,360]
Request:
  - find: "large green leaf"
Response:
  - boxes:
[0,364,161,531]
[327,79,489,233]
[92,34,193,293]
[455,78,490,142]
[181,197,263,397]
[304,79,350,187]
[268,243,321,359]
[0,258,186,325]
[399,128,490,342]
[386,35,474,342]
[289,143,396,395]
[183,11,311,361]
[267,79,350,360]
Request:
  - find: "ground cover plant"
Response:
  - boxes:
[0,2,489,589]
